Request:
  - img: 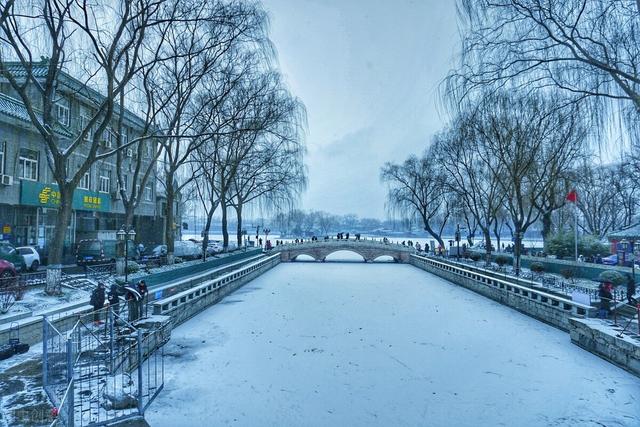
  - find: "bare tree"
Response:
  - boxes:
[152,0,268,260]
[470,91,585,274]
[380,149,451,248]
[452,0,640,125]
[0,0,168,292]
[434,113,505,263]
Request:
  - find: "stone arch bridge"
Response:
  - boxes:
[273,240,415,263]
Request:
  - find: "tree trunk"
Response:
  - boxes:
[541,211,553,253]
[235,202,243,248]
[221,196,229,251]
[423,223,445,250]
[482,227,492,266]
[165,184,176,262]
[46,187,74,295]
[493,221,501,253]
[124,204,135,229]
[201,208,215,259]
[513,226,523,276]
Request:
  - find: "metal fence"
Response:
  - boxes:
[44,302,166,427]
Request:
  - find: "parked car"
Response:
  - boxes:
[0,242,26,271]
[0,258,18,281]
[150,244,168,257]
[601,253,638,268]
[16,246,41,271]
[76,239,137,266]
[174,241,202,260]
[207,241,223,254]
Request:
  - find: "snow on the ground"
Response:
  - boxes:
[0,287,89,320]
[145,255,640,427]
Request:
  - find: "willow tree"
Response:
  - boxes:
[380,149,451,248]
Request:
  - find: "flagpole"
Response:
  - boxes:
[574,202,578,262]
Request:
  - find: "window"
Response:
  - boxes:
[121,130,128,146]
[0,142,5,176]
[56,98,70,126]
[79,169,91,190]
[18,149,38,181]
[122,174,129,192]
[99,169,111,193]
[144,142,153,158]
[144,184,153,201]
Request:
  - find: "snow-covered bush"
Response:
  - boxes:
[598,270,625,286]
[560,268,575,282]
[529,262,545,274]
[126,261,140,274]
[495,255,510,267]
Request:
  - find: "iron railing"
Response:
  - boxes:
[44,301,166,427]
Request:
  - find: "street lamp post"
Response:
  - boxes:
[117,225,136,284]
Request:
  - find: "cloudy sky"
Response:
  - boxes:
[265,0,459,218]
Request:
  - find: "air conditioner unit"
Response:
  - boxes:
[125,148,133,157]
[0,175,13,186]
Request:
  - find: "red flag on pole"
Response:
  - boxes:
[566,189,578,203]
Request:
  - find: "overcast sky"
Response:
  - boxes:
[265,0,459,218]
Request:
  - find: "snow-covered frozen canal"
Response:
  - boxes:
[146,257,640,427]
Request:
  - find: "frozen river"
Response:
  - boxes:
[146,254,640,427]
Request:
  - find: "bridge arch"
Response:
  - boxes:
[323,249,368,262]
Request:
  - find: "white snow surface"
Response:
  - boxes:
[146,257,640,427]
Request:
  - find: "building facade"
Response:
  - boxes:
[0,63,170,261]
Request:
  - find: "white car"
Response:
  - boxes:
[16,246,41,271]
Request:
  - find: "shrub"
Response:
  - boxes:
[469,253,481,262]
[598,270,626,286]
[529,262,545,274]
[495,255,510,267]
[126,261,140,274]
[560,268,575,280]
[545,232,609,259]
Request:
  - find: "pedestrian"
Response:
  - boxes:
[598,282,612,319]
[107,283,121,316]
[137,280,148,318]
[626,274,636,305]
[90,282,106,325]
[125,285,142,322]
[259,238,263,246]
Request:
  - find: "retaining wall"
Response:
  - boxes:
[410,254,595,331]
[153,254,281,327]
[569,318,640,377]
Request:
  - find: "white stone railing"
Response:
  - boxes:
[153,254,280,318]
[410,254,595,325]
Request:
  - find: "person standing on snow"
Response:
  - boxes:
[90,282,106,324]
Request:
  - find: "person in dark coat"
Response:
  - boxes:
[626,275,637,305]
[598,282,613,319]
[137,280,148,318]
[90,282,106,324]
[125,285,142,322]
[107,284,121,316]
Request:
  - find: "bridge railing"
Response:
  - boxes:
[410,254,595,319]
[274,238,415,250]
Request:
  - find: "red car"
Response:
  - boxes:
[0,258,18,282]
